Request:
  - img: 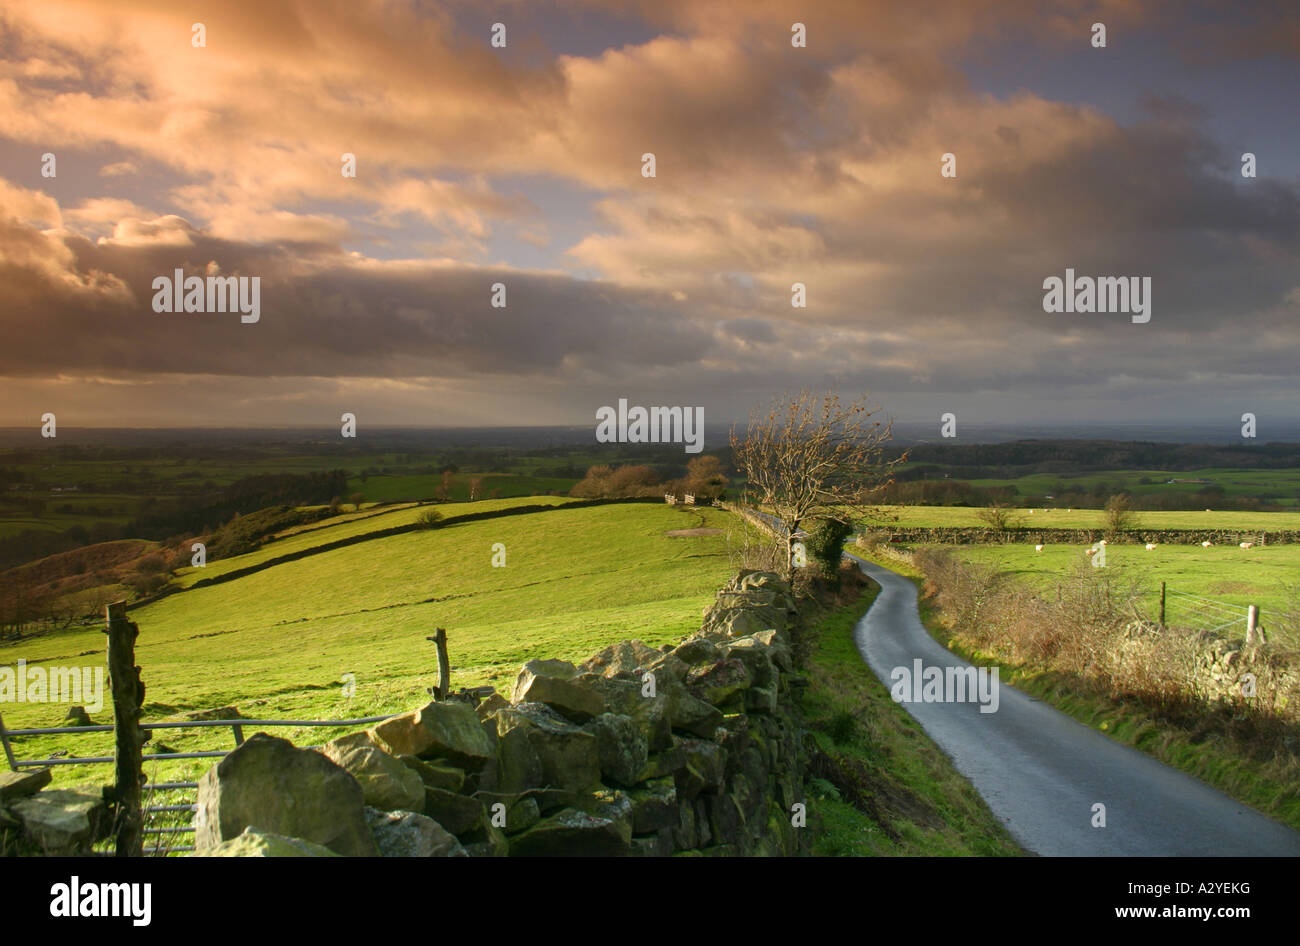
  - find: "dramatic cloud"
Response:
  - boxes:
[0,0,1297,426]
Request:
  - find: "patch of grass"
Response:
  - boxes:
[801,572,1023,856]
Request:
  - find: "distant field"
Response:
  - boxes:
[941,542,1300,644]
[0,501,735,788]
[0,444,582,544]
[0,491,141,538]
[875,506,1300,531]
[955,467,1300,504]
[348,471,577,503]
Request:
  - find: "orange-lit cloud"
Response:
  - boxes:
[0,0,1297,425]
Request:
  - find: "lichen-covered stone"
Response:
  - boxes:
[371,700,494,771]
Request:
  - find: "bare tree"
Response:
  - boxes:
[977,502,1022,532]
[1104,493,1139,537]
[730,390,904,580]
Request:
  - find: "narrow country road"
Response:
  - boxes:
[849,555,1300,856]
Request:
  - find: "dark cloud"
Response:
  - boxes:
[0,217,717,379]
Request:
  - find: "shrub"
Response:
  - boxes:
[126,572,168,596]
[803,518,855,581]
[417,508,444,528]
[826,710,859,746]
[133,551,168,575]
[976,502,1021,531]
[1104,493,1139,536]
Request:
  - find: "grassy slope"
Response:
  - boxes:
[172,495,575,587]
[858,549,1300,833]
[0,502,733,791]
[802,579,1023,856]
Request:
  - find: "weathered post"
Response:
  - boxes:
[1159,582,1166,627]
[0,710,17,771]
[105,602,145,857]
[427,628,451,700]
[1246,605,1259,644]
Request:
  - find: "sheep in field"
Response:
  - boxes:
[1240,542,1254,549]
[1034,544,1044,552]
[1145,543,1157,551]
[1201,540,1213,548]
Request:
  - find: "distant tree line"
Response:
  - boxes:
[893,439,1300,476]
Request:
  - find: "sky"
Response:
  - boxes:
[0,0,1297,434]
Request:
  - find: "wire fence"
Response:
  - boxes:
[1163,589,1253,636]
[1159,589,1300,645]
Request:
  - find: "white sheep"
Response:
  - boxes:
[1145,543,1157,551]
[1239,542,1253,549]
[1085,547,1097,556]
[1034,544,1044,552]
[1201,540,1213,548]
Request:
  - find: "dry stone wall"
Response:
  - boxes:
[876,527,1292,545]
[188,569,811,857]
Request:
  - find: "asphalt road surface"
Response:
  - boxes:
[850,555,1300,856]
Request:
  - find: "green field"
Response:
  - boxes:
[0,501,735,790]
[939,542,1300,644]
[875,505,1300,531]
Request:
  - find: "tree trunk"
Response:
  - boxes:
[785,520,801,582]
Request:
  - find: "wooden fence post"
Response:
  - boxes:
[0,710,17,771]
[105,601,145,857]
[1159,582,1166,627]
[427,628,450,700]
[1246,605,1259,644]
